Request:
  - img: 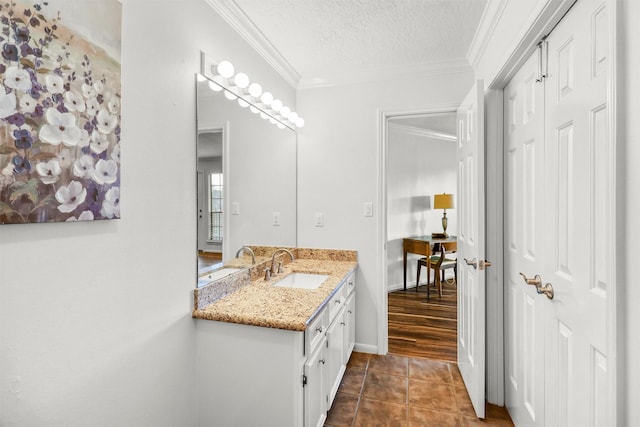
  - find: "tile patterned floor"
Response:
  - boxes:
[325,352,514,427]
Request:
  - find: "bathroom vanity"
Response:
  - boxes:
[193,247,357,427]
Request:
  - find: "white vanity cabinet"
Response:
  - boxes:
[196,271,356,427]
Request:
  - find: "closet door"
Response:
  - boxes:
[543,1,609,425]
[504,1,612,426]
[503,49,545,427]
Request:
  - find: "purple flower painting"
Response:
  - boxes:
[0,1,121,224]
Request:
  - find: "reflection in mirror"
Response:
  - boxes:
[196,73,297,287]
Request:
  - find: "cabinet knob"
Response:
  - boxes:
[340,321,346,326]
[315,326,323,333]
[319,359,325,365]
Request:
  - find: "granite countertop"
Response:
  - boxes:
[192,254,357,332]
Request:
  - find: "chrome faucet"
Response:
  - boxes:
[235,246,256,264]
[270,248,295,275]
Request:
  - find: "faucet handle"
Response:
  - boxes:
[276,261,283,274]
[264,267,271,281]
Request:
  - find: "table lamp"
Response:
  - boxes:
[433,193,454,237]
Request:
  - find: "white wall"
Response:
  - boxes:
[0,1,295,426]
[386,127,457,290]
[296,72,473,351]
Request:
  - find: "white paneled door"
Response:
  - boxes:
[457,81,486,419]
[505,1,610,426]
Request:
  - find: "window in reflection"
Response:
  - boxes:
[209,172,223,242]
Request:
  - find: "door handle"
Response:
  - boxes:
[519,272,554,299]
[479,260,492,270]
[464,258,477,269]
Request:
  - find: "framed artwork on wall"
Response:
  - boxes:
[0,0,121,224]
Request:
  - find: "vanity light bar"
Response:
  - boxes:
[208,59,305,130]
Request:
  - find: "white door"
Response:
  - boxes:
[456,80,486,419]
[543,1,609,425]
[504,48,546,427]
[504,1,611,425]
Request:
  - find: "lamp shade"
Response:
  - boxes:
[434,193,454,210]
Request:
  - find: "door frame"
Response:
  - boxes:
[377,104,461,357]
[376,1,619,418]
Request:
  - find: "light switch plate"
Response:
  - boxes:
[315,212,324,227]
[273,212,281,226]
[364,202,373,217]
[231,202,240,215]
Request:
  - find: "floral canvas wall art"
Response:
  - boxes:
[0,0,121,224]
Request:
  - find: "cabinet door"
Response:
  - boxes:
[343,291,356,364]
[304,336,327,427]
[326,307,346,408]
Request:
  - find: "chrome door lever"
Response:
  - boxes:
[519,272,554,299]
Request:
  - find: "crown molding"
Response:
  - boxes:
[388,122,457,142]
[298,58,472,90]
[466,0,509,69]
[204,0,301,89]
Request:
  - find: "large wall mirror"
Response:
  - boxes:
[196,73,297,286]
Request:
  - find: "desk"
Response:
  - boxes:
[403,235,457,291]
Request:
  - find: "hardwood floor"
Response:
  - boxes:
[388,279,458,362]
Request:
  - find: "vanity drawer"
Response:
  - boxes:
[328,283,346,324]
[345,272,356,297]
[305,308,327,355]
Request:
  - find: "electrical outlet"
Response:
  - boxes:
[315,212,324,227]
[364,202,373,217]
[273,212,281,226]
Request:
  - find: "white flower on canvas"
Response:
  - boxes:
[96,109,117,134]
[108,96,120,115]
[64,91,86,112]
[45,74,64,94]
[58,148,73,168]
[85,97,99,117]
[4,67,32,91]
[35,159,62,184]
[100,187,120,218]
[93,80,105,95]
[78,129,91,148]
[81,83,96,99]
[55,180,87,213]
[66,210,94,221]
[0,89,16,119]
[73,155,95,178]
[39,108,82,146]
[19,94,36,113]
[90,131,109,154]
[111,144,121,163]
[92,159,118,185]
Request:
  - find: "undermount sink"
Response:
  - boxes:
[197,267,242,287]
[272,272,330,290]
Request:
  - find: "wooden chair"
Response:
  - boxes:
[416,241,457,298]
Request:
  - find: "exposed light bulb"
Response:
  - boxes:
[295,117,305,128]
[208,80,223,92]
[260,92,273,106]
[197,74,207,82]
[237,98,249,108]
[249,105,260,114]
[277,123,285,129]
[289,112,299,123]
[248,83,262,98]
[280,106,291,119]
[234,72,249,89]
[269,117,277,124]
[224,88,238,101]
[216,60,235,79]
[271,99,283,112]
[259,112,269,120]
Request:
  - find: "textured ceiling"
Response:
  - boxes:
[232,0,487,87]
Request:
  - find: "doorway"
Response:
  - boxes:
[385,111,459,361]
